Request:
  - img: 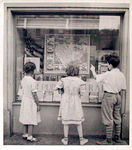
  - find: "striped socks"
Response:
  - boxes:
[115,124,121,136]
[106,125,113,139]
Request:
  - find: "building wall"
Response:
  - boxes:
[2,1,130,139]
[13,105,105,135]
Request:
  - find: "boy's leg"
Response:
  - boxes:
[97,93,114,145]
[113,94,122,143]
[106,125,113,142]
[97,124,113,145]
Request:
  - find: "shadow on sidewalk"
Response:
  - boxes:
[4,134,129,145]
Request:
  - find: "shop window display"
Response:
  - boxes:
[16,15,120,103]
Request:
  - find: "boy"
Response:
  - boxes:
[90,54,126,145]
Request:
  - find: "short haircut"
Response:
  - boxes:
[24,62,36,74]
[65,61,79,76]
[107,54,120,68]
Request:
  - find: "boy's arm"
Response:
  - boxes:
[120,89,126,115]
[90,64,97,79]
[90,64,108,83]
[32,92,41,112]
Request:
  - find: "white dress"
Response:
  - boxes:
[19,76,41,125]
[55,77,86,124]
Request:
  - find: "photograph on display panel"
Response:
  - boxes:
[44,34,90,74]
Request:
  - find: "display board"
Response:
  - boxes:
[44,34,90,74]
[17,80,103,103]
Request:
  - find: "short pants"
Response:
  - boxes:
[101,92,121,126]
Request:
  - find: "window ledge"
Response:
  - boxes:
[13,101,101,107]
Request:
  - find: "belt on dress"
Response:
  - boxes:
[104,91,118,95]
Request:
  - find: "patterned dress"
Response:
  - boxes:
[55,76,86,124]
[19,76,41,125]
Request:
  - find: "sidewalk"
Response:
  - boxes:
[4,134,129,145]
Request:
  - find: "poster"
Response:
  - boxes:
[86,79,104,103]
[37,81,56,102]
[44,34,90,74]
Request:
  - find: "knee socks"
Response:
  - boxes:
[115,124,121,137]
[106,125,113,139]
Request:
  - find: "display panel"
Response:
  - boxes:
[44,34,90,74]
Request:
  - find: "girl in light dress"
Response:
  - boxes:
[19,62,41,142]
[55,61,88,145]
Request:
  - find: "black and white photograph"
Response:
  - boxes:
[1,0,131,150]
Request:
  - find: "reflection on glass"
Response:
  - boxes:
[16,14,120,102]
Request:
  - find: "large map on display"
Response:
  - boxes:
[44,34,90,74]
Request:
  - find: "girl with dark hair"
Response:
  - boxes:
[19,62,41,142]
[55,61,88,145]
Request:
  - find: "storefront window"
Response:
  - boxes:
[16,14,120,103]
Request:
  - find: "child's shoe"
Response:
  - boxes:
[27,136,37,142]
[22,134,28,140]
[96,139,113,145]
[80,138,88,145]
[113,135,123,143]
[61,138,68,145]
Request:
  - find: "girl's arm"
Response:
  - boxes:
[54,79,64,94]
[32,92,41,112]
[79,84,86,96]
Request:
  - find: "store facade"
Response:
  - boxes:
[3,2,130,139]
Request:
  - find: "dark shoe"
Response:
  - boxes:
[113,135,123,143]
[96,139,113,145]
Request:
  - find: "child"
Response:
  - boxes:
[19,62,41,142]
[90,54,126,145]
[55,61,88,145]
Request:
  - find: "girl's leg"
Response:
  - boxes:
[27,125,37,142]
[23,125,28,135]
[28,125,34,137]
[77,124,83,138]
[63,124,69,138]
[77,123,88,145]
[61,124,69,145]
[22,125,28,139]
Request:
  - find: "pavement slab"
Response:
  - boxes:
[4,134,128,145]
